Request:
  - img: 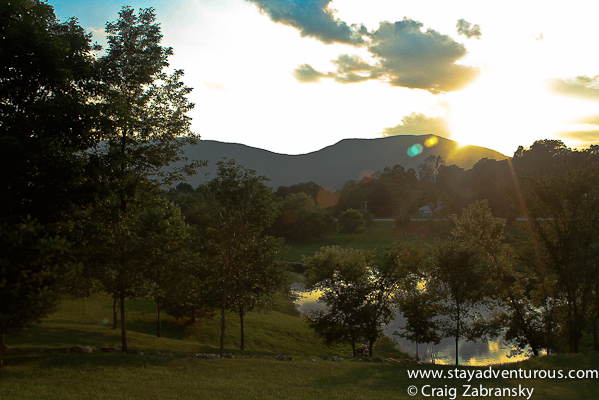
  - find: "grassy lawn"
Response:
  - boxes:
[2,288,598,399]
[285,221,403,262]
[2,221,598,399]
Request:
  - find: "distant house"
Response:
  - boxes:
[418,201,446,218]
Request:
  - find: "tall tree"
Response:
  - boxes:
[517,164,599,353]
[0,0,99,366]
[94,6,199,351]
[203,159,283,357]
[427,239,489,365]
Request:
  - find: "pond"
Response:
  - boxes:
[292,282,531,366]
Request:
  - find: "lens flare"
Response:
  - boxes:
[316,188,339,208]
[407,144,423,157]
[424,136,439,148]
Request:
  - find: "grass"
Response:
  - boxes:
[2,293,598,399]
[284,219,450,262]
[2,221,598,399]
[285,220,422,262]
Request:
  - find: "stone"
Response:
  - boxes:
[372,357,383,362]
[81,346,93,354]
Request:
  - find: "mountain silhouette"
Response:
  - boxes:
[173,135,508,190]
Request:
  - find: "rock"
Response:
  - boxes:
[81,346,93,354]
[360,358,371,362]
[311,358,317,362]
[224,353,234,359]
[59,348,70,353]
[372,357,383,362]
[70,346,83,353]
[276,355,292,361]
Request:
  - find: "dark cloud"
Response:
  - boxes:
[381,113,450,137]
[247,0,364,45]
[368,19,479,93]
[548,75,599,100]
[294,19,479,94]
[456,19,482,39]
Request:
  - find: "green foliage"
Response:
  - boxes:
[0,0,99,366]
[275,181,322,200]
[517,163,599,353]
[338,209,366,238]
[203,158,285,356]
[304,246,404,356]
[0,0,101,226]
[0,218,78,366]
[294,206,336,240]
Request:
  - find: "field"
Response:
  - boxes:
[2,221,598,399]
[284,220,442,262]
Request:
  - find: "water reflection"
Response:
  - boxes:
[292,283,530,366]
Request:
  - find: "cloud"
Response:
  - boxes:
[247,0,364,45]
[381,113,450,137]
[548,75,599,100]
[293,64,328,82]
[456,19,481,39]
[294,18,479,94]
[556,114,599,148]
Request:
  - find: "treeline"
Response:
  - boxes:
[0,2,288,367]
[276,144,599,364]
[273,140,599,223]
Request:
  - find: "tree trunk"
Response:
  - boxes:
[240,309,245,351]
[220,283,228,358]
[113,294,119,330]
[191,308,196,325]
[455,307,460,366]
[368,339,374,358]
[120,290,128,352]
[157,299,161,338]
[415,343,419,362]
[0,332,4,368]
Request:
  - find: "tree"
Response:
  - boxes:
[383,243,441,361]
[227,236,288,350]
[92,6,199,351]
[338,209,366,238]
[304,246,403,357]
[203,159,283,357]
[418,155,445,185]
[451,200,545,356]
[516,163,599,353]
[133,198,192,337]
[0,219,77,368]
[427,239,490,365]
[0,0,100,366]
[304,246,373,356]
[294,206,336,240]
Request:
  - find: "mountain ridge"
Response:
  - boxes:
[173,135,508,190]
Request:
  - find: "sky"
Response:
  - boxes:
[50,0,599,156]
